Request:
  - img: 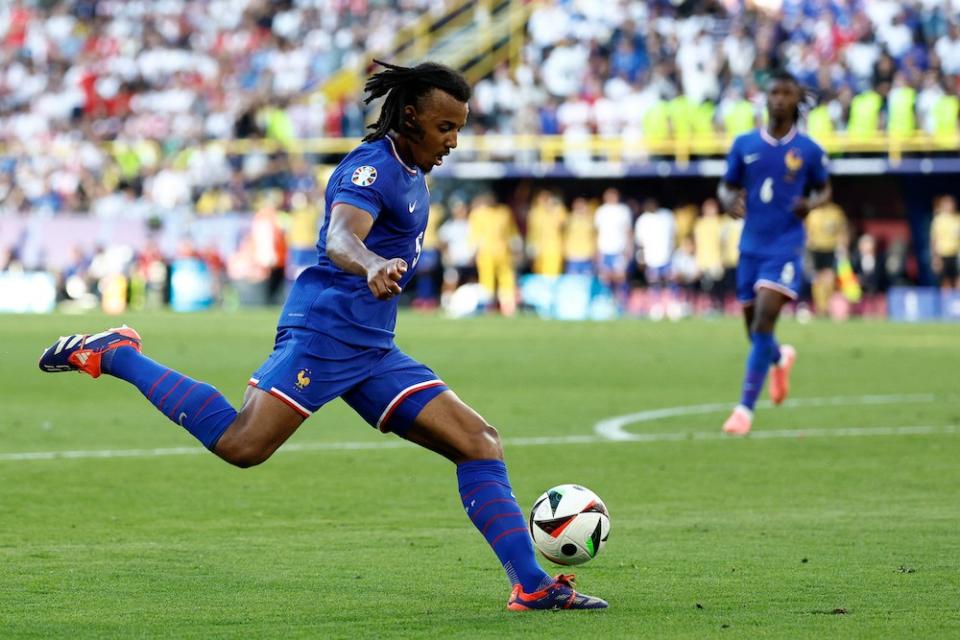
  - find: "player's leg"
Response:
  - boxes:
[39,326,308,467]
[406,391,606,610]
[342,352,606,610]
[496,255,517,316]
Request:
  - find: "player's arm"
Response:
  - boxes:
[793,180,832,219]
[717,181,746,218]
[795,146,832,219]
[718,137,746,218]
[326,203,407,300]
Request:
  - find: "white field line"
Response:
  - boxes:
[593,393,941,441]
[0,395,955,463]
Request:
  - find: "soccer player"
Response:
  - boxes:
[717,70,832,436]
[38,61,606,611]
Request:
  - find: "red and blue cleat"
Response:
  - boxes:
[38,326,142,379]
[507,574,608,611]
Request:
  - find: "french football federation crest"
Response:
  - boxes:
[785,149,804,172]
[351,165,378,187]
[295,369,312,390]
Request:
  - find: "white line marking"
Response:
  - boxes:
[0,395,955,463]
[594,394,940,441]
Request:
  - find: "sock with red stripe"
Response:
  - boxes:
[457,459,552,593]
[102,347,236,450]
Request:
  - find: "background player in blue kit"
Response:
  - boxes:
[38,61,606,611]
[717,70,832,436]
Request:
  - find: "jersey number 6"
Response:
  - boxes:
[760,177,774,204]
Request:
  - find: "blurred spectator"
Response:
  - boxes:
[468,193,520,315]
[635,198,676,289]
[438,198,476,307]
[563,196,596,275]
[693,198,724,312]
[931,194,960,289]
[594,188,633,304]
[805,201,848,315]
[526,190,568,277]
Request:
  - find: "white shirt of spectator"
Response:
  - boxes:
[635,209,676,269]
[438,219,475,268]
[595,202,633,256]
[935,34,960,75]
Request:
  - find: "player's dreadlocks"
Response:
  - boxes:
[362,60,472,142]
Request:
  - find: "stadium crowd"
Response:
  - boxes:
[4,183,955,318]
[1,0,959,317]
[1,0,960,218]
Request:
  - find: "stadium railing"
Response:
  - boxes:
[104,132,959,166]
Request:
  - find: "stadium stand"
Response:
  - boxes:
[0,0,958,319]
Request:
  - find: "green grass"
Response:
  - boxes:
[1,311,959,639]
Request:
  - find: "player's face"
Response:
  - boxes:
[767,79,799,123]
[405,89,469,173]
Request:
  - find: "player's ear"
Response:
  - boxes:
[402,104,424,139]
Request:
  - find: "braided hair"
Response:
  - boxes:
[362,60,472,142]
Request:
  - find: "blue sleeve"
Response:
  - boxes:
[329,164,387,220]
[723,137,744,186]
[807,142,829,187]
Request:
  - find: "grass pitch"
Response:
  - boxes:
[1,311,958,638]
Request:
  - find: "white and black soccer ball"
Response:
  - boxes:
[528,484,610,566]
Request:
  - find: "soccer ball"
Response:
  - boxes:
[528,484,610,566]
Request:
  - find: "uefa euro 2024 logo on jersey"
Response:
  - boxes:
[352,165,378,187]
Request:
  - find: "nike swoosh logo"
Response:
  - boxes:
[408,201,416,213]
[744,153,760,164]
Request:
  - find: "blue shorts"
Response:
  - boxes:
[599,253,627,274]
[249,328,448,435]
[736,253,803,303]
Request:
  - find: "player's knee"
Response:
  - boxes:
[215,435,272,468]
[464,421,503,461]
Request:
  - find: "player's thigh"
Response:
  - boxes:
[341,349,499,463]
[406,390,503,463]
[735,255,761,304]
[755,254,803,303]
[216,387,306,462]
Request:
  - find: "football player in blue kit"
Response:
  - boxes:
[39,61,606,611]
[717,70,832,436]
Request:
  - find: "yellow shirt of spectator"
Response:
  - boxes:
[932,209,960,257]
[424,204,443,251]
[469,203,517,259]
[694,214,723,274]
[721,215,743,268]
[806,203,847,252]
[527,198,568,276]
[564,207,596,262]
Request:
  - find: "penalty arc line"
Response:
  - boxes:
[0,395,956,463]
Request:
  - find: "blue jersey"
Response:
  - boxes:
[723,127,829,257]
[278,136,430,348]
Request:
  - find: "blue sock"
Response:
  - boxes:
[457,460,552,593]
[102,347,236,450]
[770,339,782,366]
[739,331,776,411]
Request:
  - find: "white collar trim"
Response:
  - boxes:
[760,126,798,146]
[386,135,418,175]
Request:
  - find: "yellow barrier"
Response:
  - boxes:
[100,132,956,166]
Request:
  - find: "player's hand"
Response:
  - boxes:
[729,190,746,219]
[367,258,408,300]
[793,197,811,219]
